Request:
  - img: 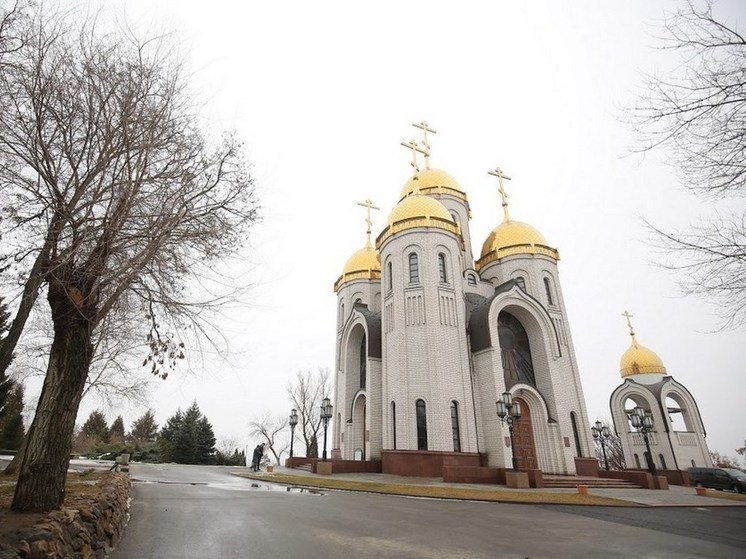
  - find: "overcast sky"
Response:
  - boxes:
[66,1,745,460]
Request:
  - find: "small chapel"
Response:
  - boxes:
[609,313,712,474]
[331,122,595,476]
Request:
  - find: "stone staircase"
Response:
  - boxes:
[543,475,642,489]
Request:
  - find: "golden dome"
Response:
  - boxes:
[376,194,460,248]
[334,245,380,292]
[387,193,453,226]
[399,168,463,199]
[620,337,667,377]
[476,220,559,270]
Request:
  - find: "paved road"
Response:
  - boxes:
[110,463,746,559]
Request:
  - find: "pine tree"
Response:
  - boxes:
[159,402,216,465]
[195,416,216,465]
[159,409,183,463]
[81,410,109,442]
[129,409,158,445]
[0,381,25,450]
[109,416,125,443]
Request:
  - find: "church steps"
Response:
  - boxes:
[542,475,642,489]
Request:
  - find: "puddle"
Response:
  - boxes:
[248,482,323,495]
[132,478,323,495]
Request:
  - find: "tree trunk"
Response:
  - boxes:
[11,282,93,512]
[0,246,48,378]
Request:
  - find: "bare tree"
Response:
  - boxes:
[710,450,741,468]
[629,1,746,327]
[0,8,258,511]
[249,413,289,465]
[594,420,626,471]
[286,368,330,459]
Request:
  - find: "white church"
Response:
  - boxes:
[331,123,596,477]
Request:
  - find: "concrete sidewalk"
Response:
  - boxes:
[240,465,746,507]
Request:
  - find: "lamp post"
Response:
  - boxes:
[591,420,612,471]
[630,406,656,476]
[320,397,333,461]
[289,408,298,459]
[496,391,522,471]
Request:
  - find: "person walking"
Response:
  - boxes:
[251,443,264,471]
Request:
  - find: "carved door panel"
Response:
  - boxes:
[513,398,538,470]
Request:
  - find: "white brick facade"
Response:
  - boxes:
[333,168,594,474]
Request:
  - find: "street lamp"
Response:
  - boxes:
[320,397,333,461]
[289,408,298,459]
[496,391,522,471]
[630,406,656,476]
[591,420,612,471]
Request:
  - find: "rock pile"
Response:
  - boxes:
[0,472,130,559]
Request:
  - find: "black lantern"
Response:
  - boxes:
[496,391,522,471]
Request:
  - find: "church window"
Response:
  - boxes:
[409,253,419,284]
[497,311,536,388]
[450,401,461,452]
[691,459,696,467]
[659,454,667,470]
[415,399,428,450]
[359,334,366,389]
[544,277,554,306]
[515,276,526,291]
[467,273,477,286]
[391,402,397,449]
[634,454,641,468]
[570,412,581,457]
[387,262,393,292]
[438,253,448,284]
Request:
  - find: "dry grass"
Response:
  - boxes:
[237,472,636,506]
[0,470,108,535]
[696,488,746,502]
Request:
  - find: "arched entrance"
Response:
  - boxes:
[513,397,538,470]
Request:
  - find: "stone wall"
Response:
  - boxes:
[0,472,130,559]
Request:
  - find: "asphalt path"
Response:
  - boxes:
[109,463,746,559]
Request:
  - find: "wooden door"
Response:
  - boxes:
[513,397,538,470]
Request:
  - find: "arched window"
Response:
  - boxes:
[467,274,477,286]
[543,277,554,306]
[359,334,366,389]
[438,253,448,284]
[497,311,536,387]
[409,253,419,283]
[634,453,641,469]
[659,454,667,470]
[387,262,393,292]
[415,399,428,450]
[570,412,581,457]
[391,401,397,450]
[450,401,461,452]
[515,276,526,291]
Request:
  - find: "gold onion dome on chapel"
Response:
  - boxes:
[619,312,667,378]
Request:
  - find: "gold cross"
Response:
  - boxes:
[488,167,512,222]
[400,139,429,189]
[621,310,635,337]
[412,121,436,169]
[357,198,380,247]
